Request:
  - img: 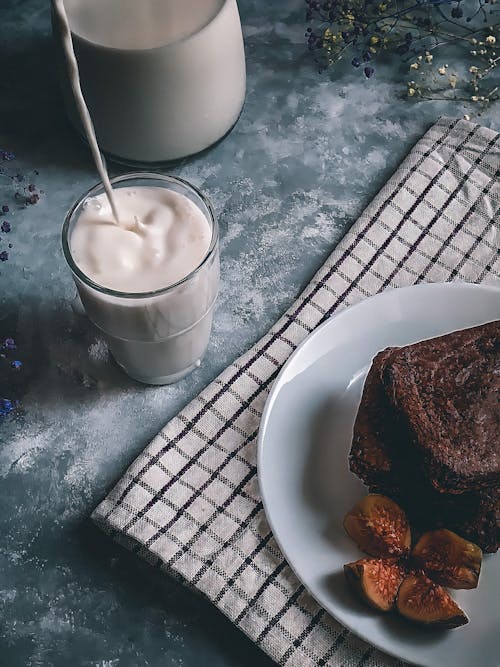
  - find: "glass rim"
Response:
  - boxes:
[61,172,219,299]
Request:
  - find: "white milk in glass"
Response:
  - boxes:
[63,174,220,385]
[55,0,246,162]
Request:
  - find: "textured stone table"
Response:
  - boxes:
[1,1,498,665]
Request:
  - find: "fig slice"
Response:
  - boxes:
[396,573,468,629]
[412,529,482,590]
[344,558,406,612]
[343,494,411,558]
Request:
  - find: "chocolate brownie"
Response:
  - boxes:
[349,348,398,490]
[370,480,499,553]
[349,320,500,552]
[383,320,500,494]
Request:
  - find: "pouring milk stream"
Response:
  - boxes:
[56,0,220,383]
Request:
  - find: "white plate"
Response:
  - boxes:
[258,283,500,667]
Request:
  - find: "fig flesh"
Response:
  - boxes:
[396,573,468,629]
[344,558,406,612]
[412,529,482,590]
[343,494,411,558]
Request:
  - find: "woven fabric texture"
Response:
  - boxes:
[93,117,500,667]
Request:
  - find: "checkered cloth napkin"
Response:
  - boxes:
[93,117,500,667]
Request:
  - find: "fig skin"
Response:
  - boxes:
[412,529,482,590]
[344,558,406,612]
[396,573,468,629]
[343,494,411,558]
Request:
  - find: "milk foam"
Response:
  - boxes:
[71,187,212,293]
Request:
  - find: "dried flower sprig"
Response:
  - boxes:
[1,150,42,210]
[1,153,31,420]
[0,337,22,421]
[305,0,499,107]
[406,28,499,104]
[0,150,42,263]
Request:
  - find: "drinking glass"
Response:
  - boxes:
[62,173,220,384]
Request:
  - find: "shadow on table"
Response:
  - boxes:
[74,519,276,667]
[1,35,93,173]
[0,292,141,412]
[323,570,449,646]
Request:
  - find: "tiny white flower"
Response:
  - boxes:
[410,62,419,70]
[486,35,496,44]
[438,66,447,75]
[464,115,470,121]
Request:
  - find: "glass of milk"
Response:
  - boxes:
[53,0,246,164]
[62,173,220,385]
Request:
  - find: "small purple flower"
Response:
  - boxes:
[1,398,13,412]
[4,338,16,350]
[0,250,8,261]
[364,66,375,78]
[11,360,22,370]
[2,205,9,213]
[0,150,15,161]
[1,221,11,233]
[8,243,12,248]
[351,57,361,67]
[28,184,36,193]
[362,51,372,62]
[0,397,19,419]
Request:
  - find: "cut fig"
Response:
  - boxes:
[344,558,406,612]
[343,494,411,558]
[412,529,482,590]
[396,573,468,629]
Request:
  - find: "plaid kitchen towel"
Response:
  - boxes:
[92,117,500,667]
